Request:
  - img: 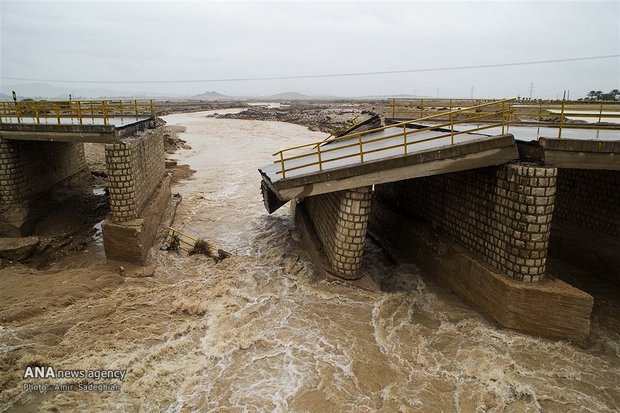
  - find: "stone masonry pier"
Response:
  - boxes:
[376,164,557,282]
[102,129,170,264]
[302,186,372,280]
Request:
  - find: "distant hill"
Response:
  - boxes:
[353,94,423,100]
[0,93,12,101]
[264,91,313,100]
[189,91,236,101]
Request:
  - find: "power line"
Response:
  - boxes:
[1,54,617,84]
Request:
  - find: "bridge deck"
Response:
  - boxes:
[259,121,619,213]
[259,125,520,208]
[0,118,156,143]
[261,125,492,182]
[0,115,152,128]
[0,99,156,143]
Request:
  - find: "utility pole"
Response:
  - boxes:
[528,82,534,99]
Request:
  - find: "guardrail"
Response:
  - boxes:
[387,98,620,138]
[273,99,515,179]
[0,99,155,126]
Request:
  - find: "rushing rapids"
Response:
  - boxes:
[0,110,618,412]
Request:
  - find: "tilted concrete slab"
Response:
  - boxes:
[260,134,519,203]
[261,125,494,182]
[0,118,155,143]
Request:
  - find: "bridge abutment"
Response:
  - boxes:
[555,169,619,237]
[548,168,619,289]
[0,138,88,236]
[102,130,170,264]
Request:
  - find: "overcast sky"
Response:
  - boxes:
[1,0,618,98]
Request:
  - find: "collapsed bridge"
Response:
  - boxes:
[259,98,620,344]
[0,99,170,264]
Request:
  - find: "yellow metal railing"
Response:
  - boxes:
[388,98,500,119]
[273,99,515,179]
[387,98,620,138]
[0,99,155,126]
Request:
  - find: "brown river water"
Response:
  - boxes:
[1,110,619,412]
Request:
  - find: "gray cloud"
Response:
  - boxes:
[1,0,618,98]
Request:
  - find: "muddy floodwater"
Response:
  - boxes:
[1,110,619,412]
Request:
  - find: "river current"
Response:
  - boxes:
[3,110,619,412]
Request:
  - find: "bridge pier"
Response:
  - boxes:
[369,162,594,343]
[297,186,372,280]
[102,130,170,265]
[0,138,88,236]
[376,163,558,281]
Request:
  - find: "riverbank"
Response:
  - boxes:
[212,100,382,134]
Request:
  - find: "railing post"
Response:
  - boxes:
[135,99,139,121]
[420,98,424,118]
[449,111,455,144]
[358,134,364,163]
[150,99,155,118]
[403,124,408,154]
[558,100,565,139]
[538,102,543,123]
[279,151,286,178]
[501,101,506,134]
[103,100,108,125]
[391,98,395,118]
[77,101,83,125]
[56,103,61,125]
[34,101,40,124]
[317,144,323,172]
[596,102,603,139]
